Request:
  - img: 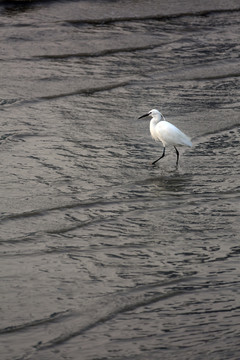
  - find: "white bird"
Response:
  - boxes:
[138,109,192,166]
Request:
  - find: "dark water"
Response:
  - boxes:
[0,1,240,359]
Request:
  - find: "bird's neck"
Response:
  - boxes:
[150,116,161,126]
[150,117,161,141]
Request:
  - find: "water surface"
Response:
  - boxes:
[0,1,240,359]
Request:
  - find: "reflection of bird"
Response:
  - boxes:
[138,109,192,166]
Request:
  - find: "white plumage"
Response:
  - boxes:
[138,109,192,165]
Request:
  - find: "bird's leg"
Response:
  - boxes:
[174,146,179,166]
[152,147,165,165]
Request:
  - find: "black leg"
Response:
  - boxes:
[152,147,165,165]
[174,146,179,165]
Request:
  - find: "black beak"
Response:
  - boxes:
[138,113,150,119]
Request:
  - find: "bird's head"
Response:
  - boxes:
[138,109,164,120]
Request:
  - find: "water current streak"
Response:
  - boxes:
[65,8,240,26]
[36,288,186,350]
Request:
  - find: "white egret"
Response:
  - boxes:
[138,109,192,166]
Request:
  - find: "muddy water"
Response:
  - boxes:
[0,1,240,359]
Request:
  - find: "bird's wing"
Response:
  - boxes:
[156,121,192,147]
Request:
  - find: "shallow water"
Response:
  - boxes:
[0,1,240,359]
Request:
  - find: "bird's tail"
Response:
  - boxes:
[185,136,192,147]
